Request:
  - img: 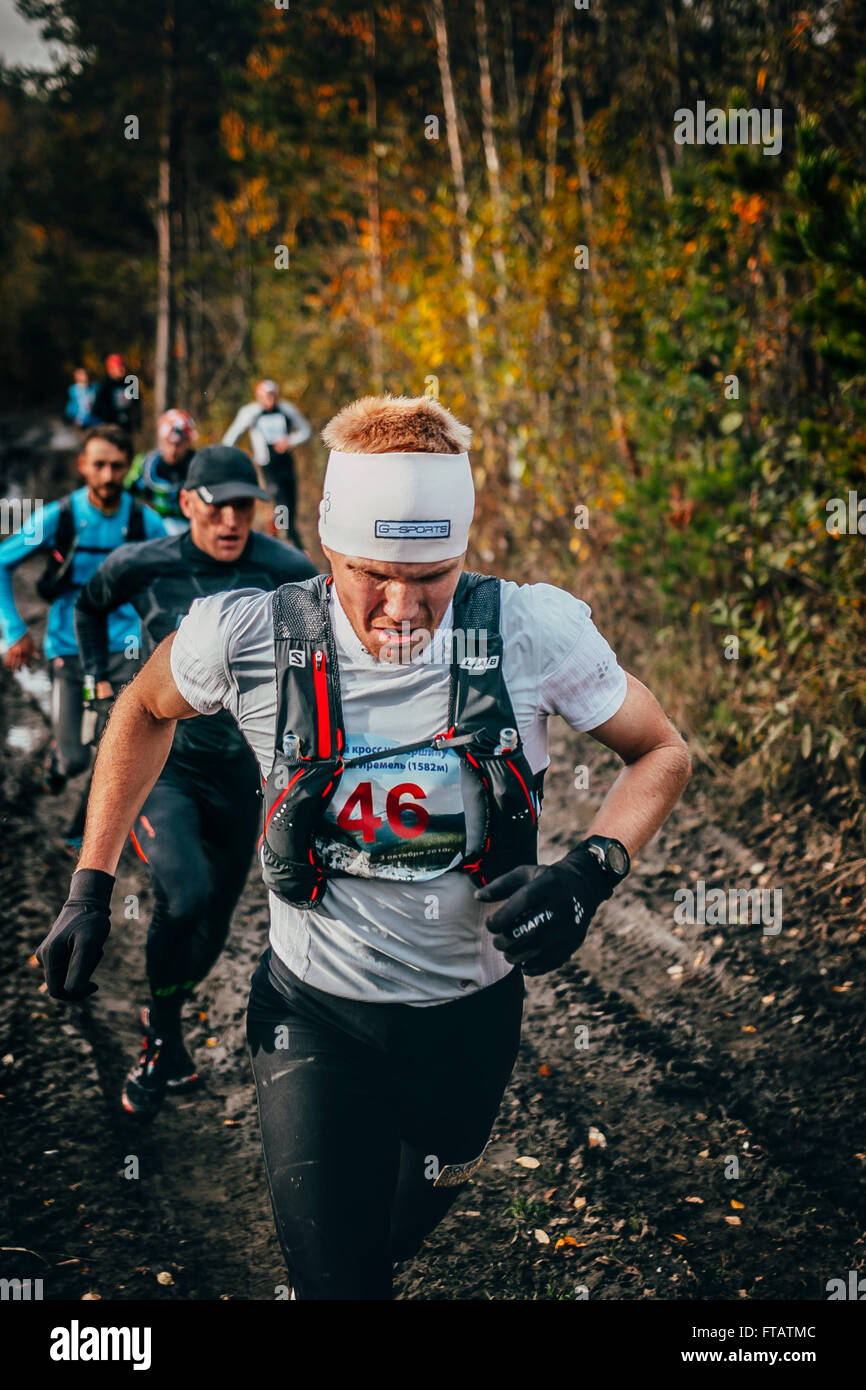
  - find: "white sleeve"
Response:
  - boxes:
[281,401,312,450]
[534,586,627,731]
[222,403,257,448]
[500,581,627,733]
[170,591,241,716]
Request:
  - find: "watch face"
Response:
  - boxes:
[608,843,628,876]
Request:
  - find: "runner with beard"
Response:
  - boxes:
[37,396,690,1295]
[0,425,165,845]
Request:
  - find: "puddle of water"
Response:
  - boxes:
[5,667,52,754]
[14,665,52,714]
[6,724,39,753]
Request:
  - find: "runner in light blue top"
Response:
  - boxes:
[1,424,165,835]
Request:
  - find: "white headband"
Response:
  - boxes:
[317,450,474,560]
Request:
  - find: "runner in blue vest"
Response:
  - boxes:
[0,425,165,843]
[37,395,691,1299]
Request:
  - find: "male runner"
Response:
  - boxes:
[38,396,690,1297]
[72,445,317,1115]
[222,379,311,547]
[126,409,198,533]
[0,425,164,843]
[93,354,141,437]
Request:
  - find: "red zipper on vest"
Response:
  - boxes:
[505,758,537,824]
[264,767,305,836]
[313,650,331,757]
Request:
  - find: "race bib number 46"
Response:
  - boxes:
[316,735,466,881]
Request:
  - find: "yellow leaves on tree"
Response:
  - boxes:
[212,178,279,248]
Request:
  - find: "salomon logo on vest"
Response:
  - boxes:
[288,649,306,667]
[375,520,451,539]
[459,654,500,672]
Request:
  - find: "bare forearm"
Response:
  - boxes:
[77,682,176,875]
[586,742,691,859]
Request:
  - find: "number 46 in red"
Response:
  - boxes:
[336,781,429,842]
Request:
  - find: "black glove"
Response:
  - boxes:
[37,868,115,1001]
[475,844,616,977]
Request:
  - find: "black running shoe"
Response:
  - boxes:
[121,1015,168,1118]
[140,1006,199,1093]
[164,1037,199,1093]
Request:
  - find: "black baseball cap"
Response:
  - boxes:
[184,445,270,504]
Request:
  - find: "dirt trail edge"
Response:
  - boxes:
[2,665,864,1300]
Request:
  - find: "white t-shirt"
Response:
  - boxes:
[170,577,627,1005]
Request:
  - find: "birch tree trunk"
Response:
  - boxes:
[567,55,638,476]
[500,6,522,166]
[365,10,384,393]
[428,0,488,421]
[536,4,565,435]
[474,0,507,304]
[154,0,174,417]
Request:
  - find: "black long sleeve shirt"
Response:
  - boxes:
[75,529,317,758]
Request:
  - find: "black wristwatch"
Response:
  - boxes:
[583,835,630,884]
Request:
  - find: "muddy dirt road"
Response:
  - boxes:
[1,423,863,1301]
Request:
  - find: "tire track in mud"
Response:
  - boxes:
[395,727,864,1300]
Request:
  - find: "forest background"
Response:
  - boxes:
[1,0,864,860]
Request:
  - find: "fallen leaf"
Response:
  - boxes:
[724,1216,741,1226]
[573,1195,587,1210]
[672,1234,687,1241]
[588,1126,607,1149]
[791,1015,804,1025]
[156,1271,174,1286]
[749,862,765,874]
[198,1011,208,1021]
[667,964,684,977]
[538,1064,552,1077]
[833,982,853,993]
[516,1156,540,1169]
[81,1292,100,1300]
[543,1187,558,1201]
[741,1025,756,1033]
[698,1149,710,1158]
[694,950,705,968]
[684,1196,703,1204]
[731,1200,744,1209]
[761,994,775,1005]
[205,1037,217,1047]
[28,955,38,968]
[223,1120,240,1127]
[555,1235,581,1250]
[2,1054,13,1066]
[534,1229,550,1245]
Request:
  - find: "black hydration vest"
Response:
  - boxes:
[37,494,146,603]
[260,571,545,909]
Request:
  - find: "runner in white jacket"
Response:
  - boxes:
[222,379,311,548]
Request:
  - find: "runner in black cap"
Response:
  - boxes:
[72,445,317,1115]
